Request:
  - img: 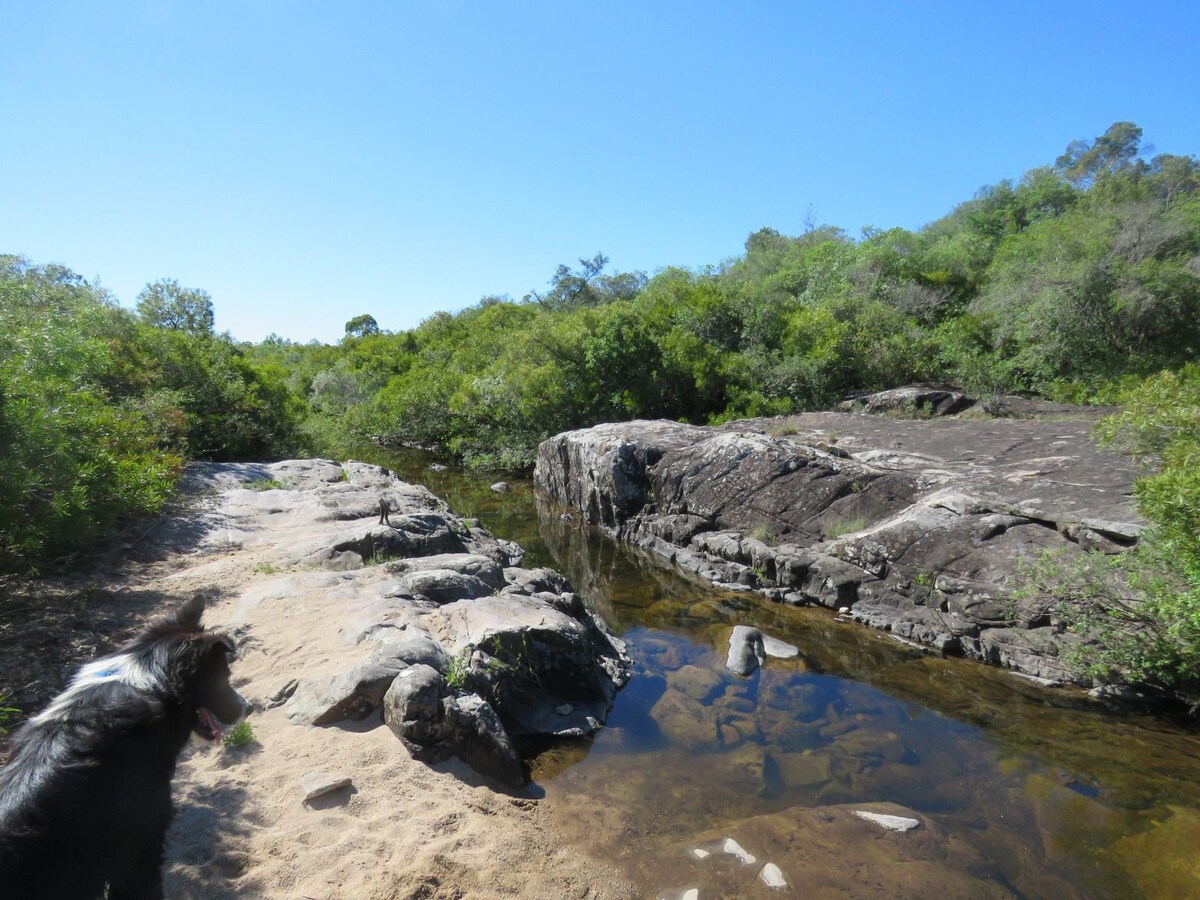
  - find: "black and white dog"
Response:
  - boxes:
[0,596,249,899]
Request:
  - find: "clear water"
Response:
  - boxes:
[370,450,1200,899]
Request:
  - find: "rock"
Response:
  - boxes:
[839,384,976,417]
[650,689,718,750]
[761,634,799,660]
[758,862,787,889]
[725,625,796,676]
[726,625,766,677]
[265,678,298,709]
[534,409,1144,685]
[380,633,452,675]
[722,837,757,864]
[442,693,523,786]
[490,481,509,493]
[853,810,921,832]
[383,664,447,753]
[429,463,448,472]
[666,664,725,703]
[300,772,353,803]
[286,648,410,726]
[393,569,495,606]
[182,457,629,788]
[440,593,630,737]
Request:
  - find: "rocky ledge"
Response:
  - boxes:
[534,400,1144,685]
[179,459,630,785]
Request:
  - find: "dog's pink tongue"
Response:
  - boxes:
[199,708,223,742]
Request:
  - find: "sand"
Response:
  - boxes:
[98,462,643,900]
[153,553,635,900]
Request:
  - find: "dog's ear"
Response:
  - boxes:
[172,595,206,632]
[211,634,237,659]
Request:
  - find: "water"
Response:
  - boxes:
[368,450,1200,898]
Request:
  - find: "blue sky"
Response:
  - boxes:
[3,1,1198,344]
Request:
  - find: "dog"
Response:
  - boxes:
[0,596,250,899]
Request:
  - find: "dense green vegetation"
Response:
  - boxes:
[4,121,1199,689]
[250,122,1196,470]
[0,260,307,570]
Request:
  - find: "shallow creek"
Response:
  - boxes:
[373,451,1200,899]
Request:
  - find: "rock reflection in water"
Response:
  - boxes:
[531,487,1200,899]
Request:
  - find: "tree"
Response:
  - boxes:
[528,253,646,312]
[136,279,214,333]
[344,313,380,338]
[1055,121,1145,187]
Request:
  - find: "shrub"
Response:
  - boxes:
[222,720,256,750]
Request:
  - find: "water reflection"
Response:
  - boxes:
[365,449,1200,898]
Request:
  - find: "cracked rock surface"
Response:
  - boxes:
[534,404,1143,685]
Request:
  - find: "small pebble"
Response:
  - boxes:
[722,837,756,864]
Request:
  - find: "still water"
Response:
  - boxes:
[371,450,1200,899]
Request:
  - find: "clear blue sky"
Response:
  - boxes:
[3,1,1198,344]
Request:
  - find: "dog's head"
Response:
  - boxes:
[135,596,251,742]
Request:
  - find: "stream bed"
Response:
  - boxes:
[372,451,1200,899]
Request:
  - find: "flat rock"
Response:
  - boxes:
[853,810,921,832]
[300,772,353,803]
[534,409,1145,685]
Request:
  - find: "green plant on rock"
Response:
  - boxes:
[748,523,778,546]
[244,478,287,491]
[445,651,470,691]
[825,517,867,539]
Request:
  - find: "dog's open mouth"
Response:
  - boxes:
[195,707,224,742]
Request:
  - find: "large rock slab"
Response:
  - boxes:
[534,409,1144,686]
[180,458,629,784]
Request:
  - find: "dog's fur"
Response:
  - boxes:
[0,597,248,899]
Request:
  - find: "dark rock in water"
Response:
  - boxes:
[727,626,766,677]
[726,626,799,677]
[534,409,1144,686]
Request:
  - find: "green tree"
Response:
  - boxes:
[136,278,215,333]
[344,313,380,338]
[1055,121,1145,188]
